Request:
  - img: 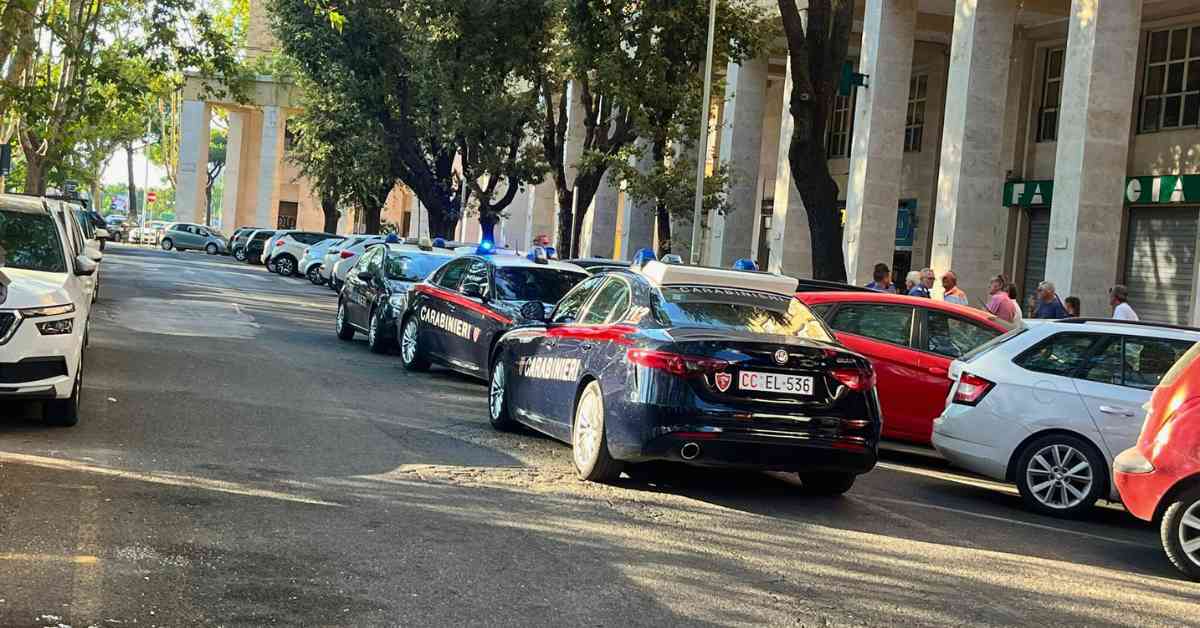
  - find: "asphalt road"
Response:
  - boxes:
[1,244,1196,627]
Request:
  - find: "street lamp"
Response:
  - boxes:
[689,0,719,265]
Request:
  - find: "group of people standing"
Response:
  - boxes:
[864,262,1140,325]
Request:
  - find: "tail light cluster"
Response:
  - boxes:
[275,239,286,247]
[953,373,994,406]
[340,250,355,258]
[830,367,875,392]
[626,349,729,378]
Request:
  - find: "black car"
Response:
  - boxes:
[230,227,269,261]
[567,257,632,274]
[334,244,455,353]
[398,252,589,379]
[242,229,277,264]
[487,261,881,491]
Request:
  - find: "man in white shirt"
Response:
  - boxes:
[1110,284,1139,321]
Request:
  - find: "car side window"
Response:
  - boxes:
[1124,338,1195,390]
[807,303,834,319]
[1082,337,1123,385]
[365,248,383,274]
[827,304,914,346]
[434,258,470,291]
[579,278,631,325]
[551,276,606,324]
[926,310,1001,358]
[461,260,490,298]
[1016,333,1101,377]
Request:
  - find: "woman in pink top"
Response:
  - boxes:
[986,275,1018,323]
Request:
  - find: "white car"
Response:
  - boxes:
[299,236,344,284]
[933,319,1200,517]
[47,200,102,304]
[265,231,339,276]
[0,194,98,426]
[325,236,386,290]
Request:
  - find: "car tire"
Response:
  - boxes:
[206,243,219,255]
[330,277,343,292]
[572,380,623,483]
[44,354,83,427]
[160,238,173,251]
[400,315,430,372]
[1014,434,1106,518]
[367,307,390,354]
[335,299,355,341]
[307,265,324,285]
[275,255,297,276]
[233,247,246,262]
[489,355,517,431]
[798,472,856,496]
[1161,487,1200,581]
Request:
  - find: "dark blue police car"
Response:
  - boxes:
[398,250,589,378]
[487,260,882,493]
[335,242,454,353]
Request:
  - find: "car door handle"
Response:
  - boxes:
[926,366,948,377]
[580,343,593,351]
[1099,405,1135,416]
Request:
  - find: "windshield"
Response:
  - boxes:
[494,267,586,303]
[654,286,833,343]
[0,210,68,273]
[961,326,1025,362]
[385,253,451,282]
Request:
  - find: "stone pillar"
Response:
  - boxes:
[501,186,534,251]
[1044,0,1141,316]
[622,137,657,257]
[843,0,916,285]
[588,173,621,258]
[220,110,245,229]
[255,106,286,228]
[712,56,768,267]
[176,100,211,225]
[929,0,1016,302]
[768,57,813,278]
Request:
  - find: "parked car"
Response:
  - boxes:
[567,258,632,273]
[229,227,267,261]
[242,229,277,265]
[933,319,1200,517]
[47,200,102,304]
[265,231,339,276]
[104,215,128,242]
[0,194,98,426]
[321,236,370,287]
[300,236,344,284]
[160,223,228,255]
[328,236,387,290]
[335,243,454,352]
[1114,341,1200,580]
[796,291,1008,445]
[488,260,881,488]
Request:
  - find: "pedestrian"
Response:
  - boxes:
[1065,296,1081,318]
[904,270,921,295]
[1006,284,1024,325]
[941,270,968,306]
[1033,280,1069,319]
[865,263,894,292]
[908,268,934,298]
[1110,285,1139,321]
[986,275,1018,323]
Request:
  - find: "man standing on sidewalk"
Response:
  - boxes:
[986,275,1018,323]
[1110,285,1140,321]
[1033,281,1069,319]
[865,263,895,292]
[941,271,968,306]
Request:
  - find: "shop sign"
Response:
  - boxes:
[1003,180,1054,207]
[1003,175,1200,207]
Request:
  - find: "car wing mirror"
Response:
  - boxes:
[75,255,98,276]
[520,301,547,322]
[95,228,110,239]
[357,271,374,282]
[461,283,484,299]
[85,246,103,262]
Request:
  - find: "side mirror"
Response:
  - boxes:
[75,255,98,276]
[95,228,110,240]
[461,283,484,299]
[85,246,103,262]
[520,301,547,322]
[357,271,374,282]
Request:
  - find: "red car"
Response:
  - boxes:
[796,292,1009,445]
[1114,342,1200,580]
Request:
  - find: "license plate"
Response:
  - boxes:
[738,371,814,395]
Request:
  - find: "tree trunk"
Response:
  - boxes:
[90,180,101,213]
[23,155,44,195]
[125,142,138,222]
[652,139,671,255]
[790,137,845,281]
[567,171,605,258]
[362,201,383,235]
[204,186,213,226]
[555,187,574,254]
[320,193,340,233]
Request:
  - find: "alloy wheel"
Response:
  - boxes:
[369,310,378,346]
[402,319,418,364]
[573,385,603,471]
[489,363,506,420]
[1025,444,1093,510]
[1180,501,1200,567]
[278,257,295,275]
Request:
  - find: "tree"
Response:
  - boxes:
[205,126,227,226]
[777,0,853,281]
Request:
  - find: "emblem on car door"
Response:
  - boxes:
[714,372,732,392]
[773,349,789,365]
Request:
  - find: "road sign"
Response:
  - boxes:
[147,191,157,204]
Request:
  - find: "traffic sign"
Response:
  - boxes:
[147,191,157,204]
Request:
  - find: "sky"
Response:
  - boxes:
[101,146,169,188]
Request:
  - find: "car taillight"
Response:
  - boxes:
[953,373,994,406]
[626,349,729,378]
[831,367,875,392]
[340,250,354,258]
[275,239,285,247]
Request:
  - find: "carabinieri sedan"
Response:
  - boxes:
[398,249,589,379]
[487,260,882,493]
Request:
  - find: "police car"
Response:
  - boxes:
[335,241,455,353]
[398,249,589,378]
[486,260,882,491]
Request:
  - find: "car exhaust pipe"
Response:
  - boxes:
[680,442,701,461]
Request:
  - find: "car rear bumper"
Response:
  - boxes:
[637,428,877,473]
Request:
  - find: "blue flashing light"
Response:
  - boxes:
[543,246,557,260]
[632,247,657,267]
[476,221,497,255]
[385,233,401,244]
[432,237,447,248]
[732,258,759,271]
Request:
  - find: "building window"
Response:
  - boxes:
[1141,26,1200,132]
[827,92,854,158]
[1038,48,1064,142]
[904,75,928,152]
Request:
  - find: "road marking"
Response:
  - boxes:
[876,461,1019,494]
[0,553,99,565]
[0,452,341,507]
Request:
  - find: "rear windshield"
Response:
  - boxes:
[961,326,1026,363]
[494,267,586,303]
[0,210,68,273]
[385,253,452,282]
[655,286,833,343]
[250,231,275,241]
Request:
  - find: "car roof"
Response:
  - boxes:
[1041,317,1200,338]
[477,254,586,273]
[635,260,798,297]
[0,194,50,214]
[381,243,454,256]
[797,290,1009,327]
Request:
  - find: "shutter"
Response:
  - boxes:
[1022,208,1051,308]
[1124,207,1198,325]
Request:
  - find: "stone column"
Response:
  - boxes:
[588,173,621,258]
[768,57,813,278]
[176,100,211,225]
[843,0,916,285]
[1044,0,1142,316]
[929,0,1016,302]
[254,106,286,228]
[220,110,245,229]
[622,137,657,257]
[712,56,768,267]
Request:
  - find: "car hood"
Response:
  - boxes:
[0,268,73,309]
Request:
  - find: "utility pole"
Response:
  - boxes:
[689,0,719,265]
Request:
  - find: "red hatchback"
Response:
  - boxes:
[1114,342,1200,580]
[797,292,1009,445]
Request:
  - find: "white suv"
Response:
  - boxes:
[0,194,99,426]
[265,231,339,276]
[933,319,1200,517]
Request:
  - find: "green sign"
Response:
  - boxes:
[1003,175,1200,206]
